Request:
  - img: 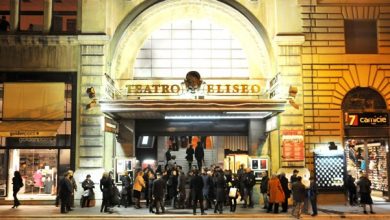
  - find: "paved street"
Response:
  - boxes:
[1,201,390,219]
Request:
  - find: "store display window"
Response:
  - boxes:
[346,139,389,193]
[12,149,58,197]
[0,149,7,196]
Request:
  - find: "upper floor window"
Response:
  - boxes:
[0,1,10,32]
[20,0,44,32]
[134,19,249,79]
[345,20,377,54]
[52,0,77,33]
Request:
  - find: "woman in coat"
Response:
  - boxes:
[81,174,95,208]
[133,170,145,209]
[267,173,285,213]
[12,171,23,208]
[100,172,113,213]
[357,173,375,214]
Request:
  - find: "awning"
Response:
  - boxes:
[100,99,288,119]
[0,121,62,137]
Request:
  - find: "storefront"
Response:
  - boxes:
[343,87,390,199]
[0,72,76,200]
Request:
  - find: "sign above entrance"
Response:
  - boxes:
[123,72,265,97]
[345,112,389,127]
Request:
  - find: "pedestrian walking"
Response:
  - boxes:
[68,170,77,208]
[308,176,318,216]
[267,173,285,213]
[133,170,145,209]
[260,170,269,210]
[177,171,187,209]
[186,145,195,170]
[148,172,156,213]
[244,168,256,208]
[357,173,375,214]
[191,169,206,215]
[279,172,290,212]
[12,171,23,208]
[291,176,306,219]
[195,144,204,170]
[81,174,95,208]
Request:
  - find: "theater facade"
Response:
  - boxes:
[0,0,389,203]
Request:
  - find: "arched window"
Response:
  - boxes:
[342,87,387,111]
[134,19,249,79]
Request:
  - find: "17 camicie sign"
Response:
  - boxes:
[345,113,389,127]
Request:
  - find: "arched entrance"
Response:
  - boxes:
[342,87,389,200]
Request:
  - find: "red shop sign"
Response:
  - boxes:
[281,130,304,161]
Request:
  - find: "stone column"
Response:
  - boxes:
[9,0,19,33]
[43,0,53,34]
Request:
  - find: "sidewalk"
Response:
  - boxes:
[1,201,390,219]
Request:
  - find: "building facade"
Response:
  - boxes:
[0,0,389,203]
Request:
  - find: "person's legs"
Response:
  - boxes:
[282,196,288,212]
[193,199,198,214]
[362,204,367,213]
[369,204,375,213]
[310,196,318,215]
[267,203,273,213]
[274,203,279,213]
[248,188,254,207]
[200,198,205,214]
[262,193,269,209]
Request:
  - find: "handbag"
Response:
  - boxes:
[83,189,90,197]
[229,187,237,198]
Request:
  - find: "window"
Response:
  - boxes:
[20,0,44,32]
[52,0,77,33]
[135,19,249,79]
[345,20,377,54]
[0,1,10,32]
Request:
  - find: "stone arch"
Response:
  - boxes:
[110,0,274,87]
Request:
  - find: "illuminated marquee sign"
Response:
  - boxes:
[345,113,389,127]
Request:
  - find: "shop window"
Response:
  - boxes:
[16,149,58,197]
[0,1,10,32]
[52,0,77,33]
[58,149,70,177]
[20,0,44,32]
[135,19,249,79]
[345,20,378,54]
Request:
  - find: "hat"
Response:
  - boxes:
[293,169,299,173]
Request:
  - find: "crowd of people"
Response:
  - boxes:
[10,162,376,218]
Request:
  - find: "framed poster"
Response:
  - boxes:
[281,130,304,161]
[250,158,268,170]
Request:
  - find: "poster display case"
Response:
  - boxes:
[115,157,136,183]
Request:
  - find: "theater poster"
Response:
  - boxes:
[281,130,304,161]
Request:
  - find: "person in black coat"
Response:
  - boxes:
[194,144,204,171]
[12,171,23,208]
[152,173,166,214]
[186,145,195,170]
[279,172,290,212]
[120,171,133,207]
[346,173,357,206]
[81,174,95,208]
[100,172,113,213]
[59,171,73,213]
[213,169,226,214]
[190,169,206,215]
[260,171,269,209]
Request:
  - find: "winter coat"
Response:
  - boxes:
[260,175,269,194]
[190,175,204,200]
[214,173,226,202]
[186,147,194,161]
[268,177,285,203]
[133,175,145,192]
[82,179,95,199]
[357,176,371,194]
[279,175,291,198]
[195,146,204,161]
[291,181,306,202]
[153,178,166,200]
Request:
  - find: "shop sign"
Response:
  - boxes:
[281,130,304,161]
[6,137,56,147]
[345,113,389,127]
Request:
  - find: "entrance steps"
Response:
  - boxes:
[170,148,217,172]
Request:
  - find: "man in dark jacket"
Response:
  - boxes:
[59,171,73,213]
[190,169,206,215]
[260,171,269,209]
[195,144,204,171]
[279,172,290,212]
[152,173,166,214]
[291,176,306,219]
[244,168,256,208]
